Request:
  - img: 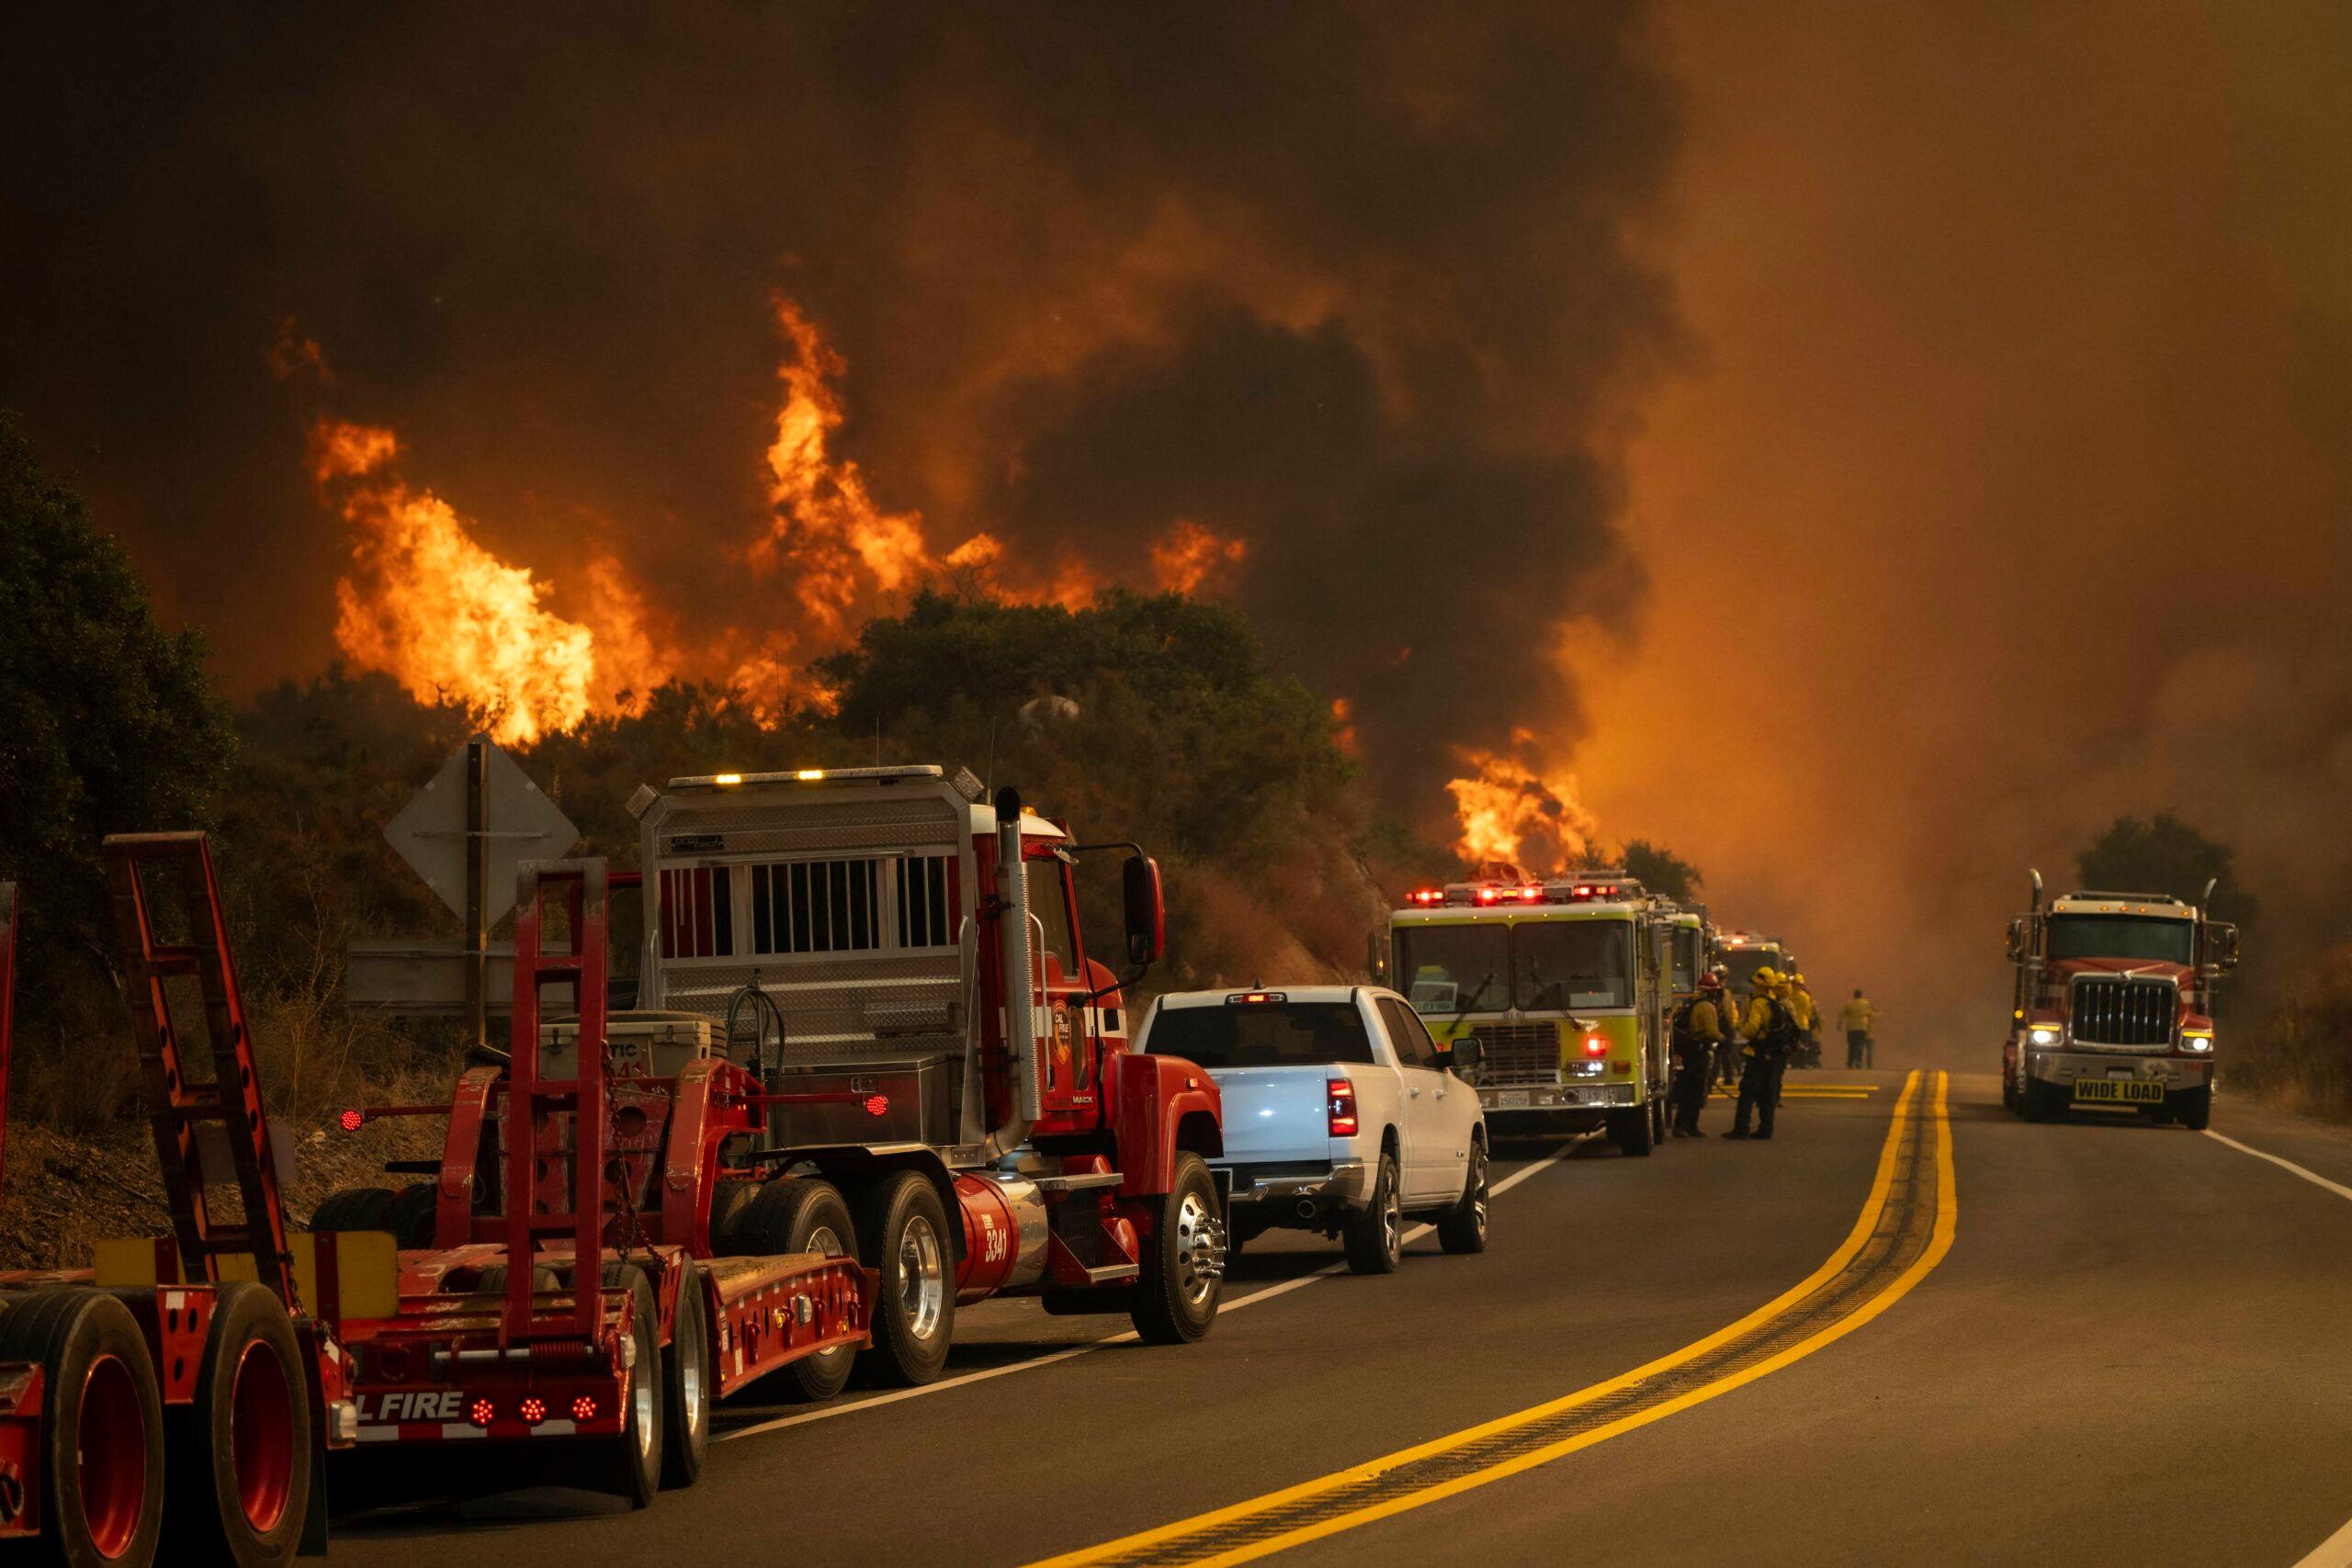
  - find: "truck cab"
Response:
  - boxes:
[2002,882,2241,1128]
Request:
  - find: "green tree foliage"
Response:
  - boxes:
[2075,811,2258,931]
[0,414,234,991]
[1621,839,1702,904]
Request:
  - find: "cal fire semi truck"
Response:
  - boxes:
[1391,870,1673,1156]
[2002,874,2240,1127]
[629,764,1227,1366]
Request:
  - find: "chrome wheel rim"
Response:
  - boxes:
[1172,1187,1226,1306]
[1471,1148,1489,1236]
[808,1224,843,1256]
[1381,1175,1400,1259]
[632,1334,656,1458]
[681,1314,707,1439]
[899,1215,946,1341]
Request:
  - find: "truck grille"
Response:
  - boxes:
[1470,1022,1559,1084]
[2070,977,2178,1048]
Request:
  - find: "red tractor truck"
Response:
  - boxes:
[2002,871,2241,1127]
[333,763,1226,1420]
[0,837,366,1566]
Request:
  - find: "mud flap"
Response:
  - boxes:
[300,1429,331,1555]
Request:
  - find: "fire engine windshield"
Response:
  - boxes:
[1513,919,1634,1011]
[1394,924,1507,1015]
[2048,915,2194,965]
[1144,1002,1376,1066]
[1721,947,1775,990]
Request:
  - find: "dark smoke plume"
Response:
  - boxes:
[0,5,1682,819]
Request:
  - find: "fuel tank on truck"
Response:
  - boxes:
[953,1173,1050,1303]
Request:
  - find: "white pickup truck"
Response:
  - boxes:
[1135,986,1489,1274]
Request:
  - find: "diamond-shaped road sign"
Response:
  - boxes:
[384,737,579,926]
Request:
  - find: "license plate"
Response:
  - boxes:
[2073,1078,2164,1104]
[1494,1090,1531,1109]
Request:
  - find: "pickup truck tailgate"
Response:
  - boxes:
[1209,1066,1336,1163]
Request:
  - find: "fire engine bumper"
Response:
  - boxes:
[1476,1080,1630,1134]
[2026,1049,2213,1098]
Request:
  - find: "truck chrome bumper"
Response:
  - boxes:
[1478,1081,1634,1111]
[2027,1050,2211,1092]
[1221,1159,1369,1210]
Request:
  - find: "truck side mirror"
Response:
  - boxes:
[2005,917,2025,964]
[1123,855,1165,966]
[1446,1036,1485,1074]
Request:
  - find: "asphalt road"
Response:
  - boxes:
[327,1063,2352,1566]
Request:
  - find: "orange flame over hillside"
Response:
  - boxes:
[1446,742,1598,873]
[308,297,1257,745]
[325,437,587,744]
[1150,520,1248,595]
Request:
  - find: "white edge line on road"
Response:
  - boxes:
[2201,1128,2352,1568]
[715,1139,1584,1445]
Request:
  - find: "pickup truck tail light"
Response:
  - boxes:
[1328,1077,1359,1138]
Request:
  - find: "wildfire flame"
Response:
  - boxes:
[1446,743,1598,873]
[304,295,1257,747]
[1150,520,1248,595]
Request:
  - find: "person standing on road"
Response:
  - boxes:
[1787,973,1820,1072]
[1727,967,1797,1141]
[1839,987,1881,1067]
[1669,973,1729,1137]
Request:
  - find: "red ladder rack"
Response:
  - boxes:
[503,859,610,1343]
[104,832,298,1307]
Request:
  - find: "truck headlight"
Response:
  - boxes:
[2027,1026,2061,1046]
[2182,1032,2214,1053]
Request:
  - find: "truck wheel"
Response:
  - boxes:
[166,1280,311,1566]
[596,1264,664,1508]
[384,1181,438,1248]
[0,1289,165,1568]
[1608,1105,1655,1157]
[706,1178,763,1253]
[1649,1093,1669,1148]
[2001,1067,2018,1112]
[2021,1080,2062,1122]
[1438,1138,1489,1255]
[307,1185,397,1233]
[660,1261,711,1489]
[2177,1084,2213,1131]
[855,1172,955,1387]
[731,1179,859,1400]
[1342,1151,1403,1276]
[1131,1152,1226,1343]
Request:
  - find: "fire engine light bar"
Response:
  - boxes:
[665,764,945,791]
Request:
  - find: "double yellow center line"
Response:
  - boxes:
[1035,1070,1955,1567]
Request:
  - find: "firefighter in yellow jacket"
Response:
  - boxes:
[1727,967,1798,1140]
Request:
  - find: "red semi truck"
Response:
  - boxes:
[2002,872,2241,1127]
[625,764,1227,1368]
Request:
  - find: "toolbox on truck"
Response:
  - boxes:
[771,1053,955,1146]
[542,1010,717,1077]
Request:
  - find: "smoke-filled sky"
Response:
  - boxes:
[6,3,2347,1034]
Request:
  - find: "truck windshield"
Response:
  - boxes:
[1721,947,1776,990]
[2048,915,2194,965]
[1393,925,1508,1015]
[1145,1002,1375,1067]
[1514,919,1634,1011]
[1670,927,1699,993]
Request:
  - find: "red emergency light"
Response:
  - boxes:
[337,1109,364,1134]
[1583,1034,1609,1058]
[864,1094,890,1117]
[1408,888,1444,905]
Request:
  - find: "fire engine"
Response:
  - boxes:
[2003,873,2240,1127]
[1389,869,1674,1155]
